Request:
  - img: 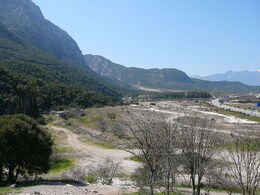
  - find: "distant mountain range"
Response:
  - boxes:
[192,70,260,86]
[84,54,260,92]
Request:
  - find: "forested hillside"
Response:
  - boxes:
[0,22,121,116]
[0,66,118,117]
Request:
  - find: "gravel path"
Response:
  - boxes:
[18,126,139,195]
[52,126,139,173]
[19,182,134,195]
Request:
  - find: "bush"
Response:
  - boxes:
[96,117,108,132]
[61,167,86,182]
[85,172,98,184]
[106,112,116,120]
[111,123,125,138]
[96,158,121,185]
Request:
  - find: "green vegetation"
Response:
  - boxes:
[0,114,53,184]
[129,156,143,162]
[0,23,122,117]
[85,173,98,184]
[79,137,117,149]
[220,139,260,152]
[0,187,20,195]
[70,115,101,128]
[150,91,211,100]
[205,104,260,122]
[50,158,75,174]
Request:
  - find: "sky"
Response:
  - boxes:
[32,0,260,75]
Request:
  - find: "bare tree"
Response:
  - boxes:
[156,120,179,195]
[177,116,221,195]
[224,132,260,195]
[206,162,237,195]
[123,111,168,195]
[111,122,125,138]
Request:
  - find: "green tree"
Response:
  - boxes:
[0,114,53,184]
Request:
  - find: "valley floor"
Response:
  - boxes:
[9,100,259,195]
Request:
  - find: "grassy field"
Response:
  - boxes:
[79,137,118,149]
[205,104,260,122]
[129,155,143,162]
[219,141,260,152]
[0,187,21,195]
[49,158,75,173]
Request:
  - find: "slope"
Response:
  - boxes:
[85,54,260,93]
[0,23,121,116]
[84,54,194,89]
[0,0,86,68]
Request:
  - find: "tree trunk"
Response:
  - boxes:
[191,174,196,195]
[166,169,170,195]
[196,175,202,195]
[0,164,3,184]
[7,166,15,184]
[150,171,155,195]
[14,167,20,183]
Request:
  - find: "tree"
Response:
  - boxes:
[177,116,221,195]
[224,131,260,195]
[0,114,53,184]
[123,111,168,195]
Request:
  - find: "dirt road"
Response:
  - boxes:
[52,126,139,173]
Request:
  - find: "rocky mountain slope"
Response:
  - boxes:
[0,0,86,68]
[85,54,260,92]
[192,70,260,86]
[84,54,194,89]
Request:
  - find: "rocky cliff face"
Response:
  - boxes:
[0,0,86,68]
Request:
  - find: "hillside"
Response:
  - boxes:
[85,54,260,93]
[0,0,86,68]
[0,20,121,116]
[192,70,260,86]
[84,54,194,89]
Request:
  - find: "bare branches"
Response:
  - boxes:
[224,131,260,195]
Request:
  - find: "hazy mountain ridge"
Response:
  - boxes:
[85,54,260,92]
[0,0,86,68]
[192,70,260,86]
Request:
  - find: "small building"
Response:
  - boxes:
[257,102,260,107]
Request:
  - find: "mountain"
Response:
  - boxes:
[84,54,194,90]
[85,54,260,93]
[0,0,86,68]
[0,2,123,116]
[192,70,260,86]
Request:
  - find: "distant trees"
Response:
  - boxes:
[151,91,211,100]
[0,114,53,184]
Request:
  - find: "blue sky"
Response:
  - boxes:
[32,0,260,75]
